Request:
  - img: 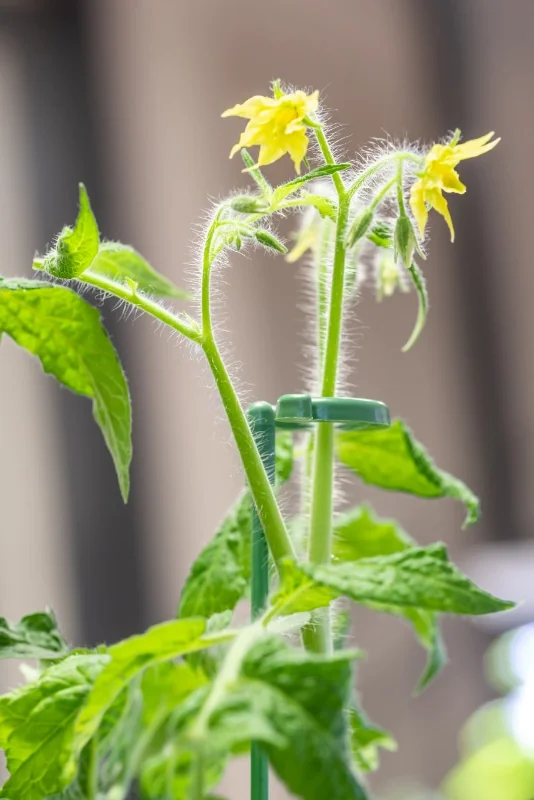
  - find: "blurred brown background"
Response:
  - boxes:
[1,1,533,797]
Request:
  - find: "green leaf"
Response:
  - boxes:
[336,420,480,526]
[87,241,189,299]
[0,653,108,800]
[0,279,132,500]
[272,164,351,204]
[298,194,337,220]
[178,492,251,620]
[402,261,428,352]
[42,184,99,279]
[0,611,68,660]
[178,432,293,620]
[349,707,397,773]
[273,545,513,617]
[79,664,207,800]
[139,663,224,799]
[333,503,414,562]
[47,740,98,800]
[332,504,446,689]
[404,608,448,693]
[140,746,225,800]
[96,683,144,800]
[184,629,368,800]
[74,618,231,753]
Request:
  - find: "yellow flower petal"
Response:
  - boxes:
[454,132,500,160]
[428,188,455,242]
[439,167,466,194]
[303,89,319,115]
[222,87,319,172]
[286,226,318,263]
[257,142,287,168]
[221,96,277,119]
[286,131,309,174]
[410,181,429,238]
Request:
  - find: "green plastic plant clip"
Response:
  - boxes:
[247,394,389,800]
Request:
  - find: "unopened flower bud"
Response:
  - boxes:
[394,214,416,267]
[255,229,288,254]
[346,208,373,249]
[367,222,392,249]
[231,196,269,214]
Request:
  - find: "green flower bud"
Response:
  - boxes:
[346,208,373,249]
[255,229,288,254]
[367,222,393,249]
[230,195,269,214]
[394,214,416,268]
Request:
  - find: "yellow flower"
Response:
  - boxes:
[376,253,410,302]
[222,88,319,174]
[410,131,500,241]
[286,216,321,263]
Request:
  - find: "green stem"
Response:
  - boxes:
[397,160,406,215]
[202,342,294,570]
[190,749,205,800]
[201,225,295,571]
[317,218,334,375]
[302,420,335,654]
[86,736,98,800]
[82,270,201,343]
[346,151,423,201]
[319,196,350,397]
[304,127,351,653]
[370,176,397,212]
[307,422,335,565]
[313,126,345,196]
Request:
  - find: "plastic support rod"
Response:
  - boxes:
[247,402,275,800]
[246,394,389,800]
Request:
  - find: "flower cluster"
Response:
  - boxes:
[221,85,500,350]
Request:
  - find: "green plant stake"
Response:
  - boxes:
[248,402,276,800]
[0,82,510,800]
[248,395,390,799]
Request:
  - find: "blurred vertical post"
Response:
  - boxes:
[3,0,148,645]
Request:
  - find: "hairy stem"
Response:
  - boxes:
[314,126,346,195]
[346,150,423,200]
[319,197,350,396]
[397,159,406,215]
[302,420,335,654]
[81,270,201,343]
[201,222,295,570]
[304,126,351,653]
